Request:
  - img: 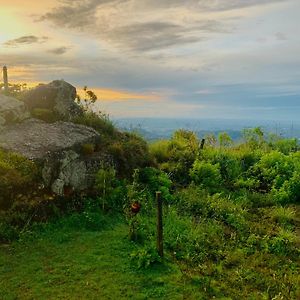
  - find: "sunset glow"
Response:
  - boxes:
[1,0,300,119]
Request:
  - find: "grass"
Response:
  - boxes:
[0,203,299,299]
[0,213,205,300]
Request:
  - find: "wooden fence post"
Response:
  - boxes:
[156,191,163,258]
[200,138,205,150]
[3,66,8,94]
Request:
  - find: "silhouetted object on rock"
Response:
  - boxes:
[200,138,205,150]
[2,66,8,94]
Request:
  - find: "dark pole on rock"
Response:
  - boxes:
[3,66,8,94]
[156,191,164,258]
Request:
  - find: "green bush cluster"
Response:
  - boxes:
[0,150,38,210]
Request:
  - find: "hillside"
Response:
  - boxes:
[0,82,300,299]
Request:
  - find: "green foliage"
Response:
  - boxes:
[72,111,116,137]
[269,228,296,255]
[0,222,18,242]
[149,139,170,163]
[138,167,173,203]
[1,120,300,299]
[218,132,233,147]
[0,150,38,210]
[151,130,199,185]
[200,148,243,187]
[243,127,265,148]
[95,165,117,209]
[270,206,296,228]
[130,243,161,269]
[31,108,60,123]
[269,134,298,154]
[109,132,152,176]
[190,160,222,190]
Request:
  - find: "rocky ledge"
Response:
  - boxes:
[0,81,108,196]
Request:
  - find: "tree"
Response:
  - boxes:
[218,132,233,147]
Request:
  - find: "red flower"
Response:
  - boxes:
[131,201,141,214]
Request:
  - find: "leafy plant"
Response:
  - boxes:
[95,165,116,210]
[190,160,222,190]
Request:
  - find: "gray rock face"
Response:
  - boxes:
[22,80,82,120]
[0,94,30,126]
[0,118,107,195]
[0,118,99,159]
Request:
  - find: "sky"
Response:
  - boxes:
[0,0,299,121]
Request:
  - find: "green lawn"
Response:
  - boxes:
[0,214,204,300]
[1,207,300,300]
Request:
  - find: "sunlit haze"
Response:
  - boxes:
[1,0,299,120]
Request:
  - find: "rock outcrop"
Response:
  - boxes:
[0,80,108,196]
[0,118,100,160]
[22,80,83,120]
[0,118,106,195]
[0,94,30,127]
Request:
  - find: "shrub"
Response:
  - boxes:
[269,228,296,255]
[31,108,60,123]
[72,111,116,137]
[270,206,295,227]
[109,132,152,176]
[95,165,117,209]
[138,167,173,203]
[251,151,295,192]
[0,150,38,210]
[190,160,222,190]
[149,140,170,163]
[218,132,233,147]
[130,243,161,269]
[269,135,298,154]
[152,130,199,185]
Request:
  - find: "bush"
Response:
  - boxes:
[190,160,222,190]
[149,140,170,163]
[151,130,199,185]
[138,167,173,203]
[72,111,116,137]
[270,206,295,227]
[250,151,295,193]
[109,132,152,176]
[31,108,60,123]
[0,150,38,210]
[130,243,161,269]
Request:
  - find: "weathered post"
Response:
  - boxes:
[200,138,205,150]
[156,191,163,257]
[3,66,8,94]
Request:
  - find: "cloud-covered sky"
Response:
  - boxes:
[0,0,299,120]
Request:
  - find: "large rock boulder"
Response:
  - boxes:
[0,94,30,127]
[22,80,82,120]
[0,118,109,195]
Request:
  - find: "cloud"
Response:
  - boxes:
[3,35,48,47]
[38,0,285,53]
[48,46,69,55]
[275,32,288,41]
[104,20,224,52]
[38,0,118,29]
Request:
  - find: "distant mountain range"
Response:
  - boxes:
[113,118,300,141]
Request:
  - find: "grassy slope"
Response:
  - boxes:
[0,214,204,300]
